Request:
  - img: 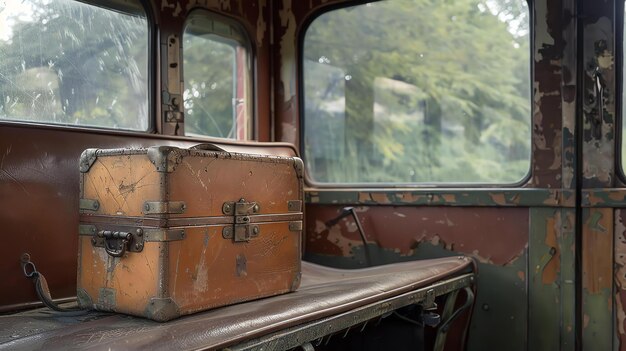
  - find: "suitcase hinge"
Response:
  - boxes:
[79,198,100,211]
[222,198,260,242]
[143,201,186,214]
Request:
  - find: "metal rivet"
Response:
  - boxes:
[482,304,490,311]
[253,204,259,212]
[136,228,143,236]
[20,253,31,263]
[145,203,151,211]
[135,243,140,250]
[91,238,96,245]
[92,202,99,209]
[253,226,259,234]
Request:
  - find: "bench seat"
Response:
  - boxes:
[0,256,474,351]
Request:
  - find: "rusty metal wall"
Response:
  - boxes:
[275,0,580,349]
[578,0,618,349]
[1,0,625,349]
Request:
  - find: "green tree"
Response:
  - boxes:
[0,0,148,130]
[303,0,531,183]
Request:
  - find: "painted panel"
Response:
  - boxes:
[305,205,528,350]
[582,208,614,351]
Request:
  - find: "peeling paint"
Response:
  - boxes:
[307,189,569,207]
[278,0,296,102]
[541,216,560,285]
[173,2,182,16]
[490,193,507,206]
[589,211,607,233]
[534,0,555,61]
[615,210,626,340]
[307,205,528,265]
[256,0,267,47]
[583,209,613,294]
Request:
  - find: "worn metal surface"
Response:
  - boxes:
[306,189,574,207]
[616,209,626,349]
[0,258,473,350]
[283,0,586,349]
[583,189,626,207]
[578,0,618,349]
[78,146,303,321]
[528,208,576,350]
[304,205,527,350]
[582,208,614,350]
[305,206,527,268]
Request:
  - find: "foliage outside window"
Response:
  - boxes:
[0,0,149,130]
[303,0,531,184]
[183,11,252,140]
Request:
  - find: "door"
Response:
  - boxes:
[579,0,623,350]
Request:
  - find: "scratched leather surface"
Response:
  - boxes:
[0,124,298,311]
[0,257,471,350]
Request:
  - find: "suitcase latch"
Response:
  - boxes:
[222,198,260,242]
[96,230,143,257]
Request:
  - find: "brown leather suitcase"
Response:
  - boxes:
[76,145,303,321]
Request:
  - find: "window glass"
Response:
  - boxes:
[183,12,252,139]
[303,0,531,184]
[0,0,149,130]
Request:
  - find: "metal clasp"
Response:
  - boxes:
[98,230,133,257]
[222,198,260,242]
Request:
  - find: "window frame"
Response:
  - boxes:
[181,9,255,141]
[616,0,626,184]
[0,0,156,133]
[297,0,534,188]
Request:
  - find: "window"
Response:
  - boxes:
[303,0,531,184]
[0,0,149,130]
[183,11,252,140]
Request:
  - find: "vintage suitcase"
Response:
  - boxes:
[77,145,303,321]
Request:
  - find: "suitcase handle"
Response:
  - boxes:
[190,143,226,152]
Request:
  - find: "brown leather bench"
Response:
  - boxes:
[0,256,474,350]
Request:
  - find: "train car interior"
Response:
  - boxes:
[0,0,623,350]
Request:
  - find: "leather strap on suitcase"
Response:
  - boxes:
[21,253,86,315]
